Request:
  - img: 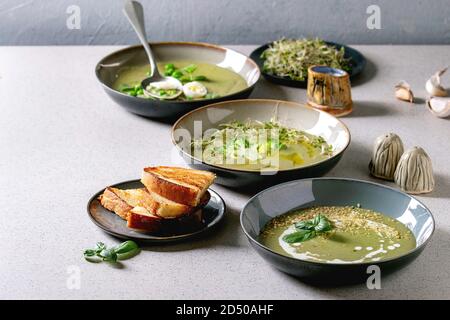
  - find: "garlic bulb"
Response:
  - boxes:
[394,147,434,194]
[425,67,448,97]
[369,133,404,180]
[427,97,450,118]
[395,81,414,103]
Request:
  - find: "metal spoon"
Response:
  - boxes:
[123,0,182,99]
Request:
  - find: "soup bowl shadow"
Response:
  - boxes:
[240,178,435,284]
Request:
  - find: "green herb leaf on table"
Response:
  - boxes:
[95,242,106,253]
[113,240,139,255]
[84,240,140,264]
[99,249,118,263]
[83,249,96,257]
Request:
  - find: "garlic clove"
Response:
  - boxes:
[425,67,448,97]
[394,147,434,194]
[427,97,450,118]
[369,133,404,180]
[395,81,414,103]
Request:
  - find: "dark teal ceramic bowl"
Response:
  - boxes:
[95,42,260,121]
[240,178,435,284]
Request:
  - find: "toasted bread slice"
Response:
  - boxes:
[100,187,193,219]
[141,189,192,218]
[127,206,163,233]
[128,206,204,233]
[100,186,210,220]
[99,187,146,220]
[144,190,211,219]
[142,166,216,206]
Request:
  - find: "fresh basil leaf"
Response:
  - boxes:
[164,63,175,70]
[180,76,191,84]
[288,214,333,244]
[113,241,139,255]
[95,242,106,253]
[315,215,332,232]
[295,220,316,231]
[171,70,183,79]
[100,249,118,263]
[84,255,102,263]
[283,230,316,243]
[117,249,140,261]
[183,64,197,74]
[84,241,140,265]
[84,249,96,256]
[312,214,321,226]
[193,75,207,81]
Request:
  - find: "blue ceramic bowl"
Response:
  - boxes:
[240,178,435,283]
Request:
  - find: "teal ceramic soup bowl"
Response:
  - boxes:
[95,42,260,121]
[240,178,435,284]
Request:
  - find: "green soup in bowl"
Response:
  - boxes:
[95,42,260,120]
[113,60,248,101]
[240,178,434,284]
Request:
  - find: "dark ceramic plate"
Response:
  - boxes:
[87,180,226,243]
[95,42,260,120]
[250,41,366,88]
[240,178,435,284]
[172,99,351,187]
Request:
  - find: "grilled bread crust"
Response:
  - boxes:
[127,207,205,233]
[142,166,215,206]
[127,206,163,232]
[99,187,139,220]
[99,187,210,233]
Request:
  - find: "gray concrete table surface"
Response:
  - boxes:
[0,45,449,299]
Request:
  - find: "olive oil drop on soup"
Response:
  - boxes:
[260,206,416,264]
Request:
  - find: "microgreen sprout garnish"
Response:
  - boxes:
[283,214,333,244]
[84,240,140,264]
[261,38,351,81]
[191,119,332,167]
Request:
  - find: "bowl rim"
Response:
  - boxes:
[94,41,261,104]
[171,98,351,173]
[239,177,435,267]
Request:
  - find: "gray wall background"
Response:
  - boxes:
[1,0,450,45]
